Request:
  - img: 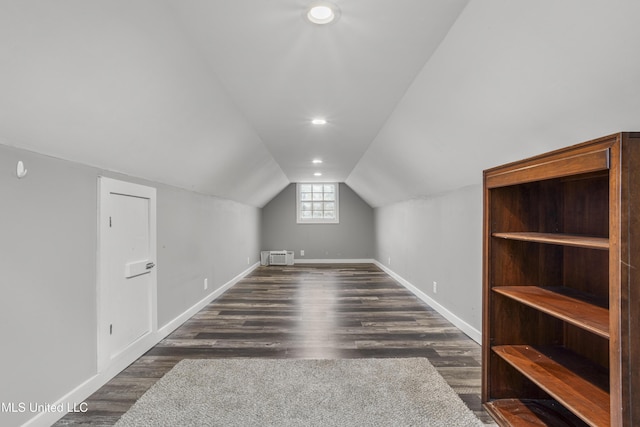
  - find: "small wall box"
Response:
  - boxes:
[482,132,640,426]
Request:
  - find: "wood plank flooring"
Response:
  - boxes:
[56,263,494,425]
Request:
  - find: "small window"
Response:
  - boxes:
[297,183,339,224]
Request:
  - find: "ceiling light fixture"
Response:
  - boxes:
[314,172,323,177]
[312,159,323,164]
[306,1,340,25]
[312,118,327,125]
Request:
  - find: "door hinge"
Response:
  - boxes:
[109,216,112,228]
[110,324,113,335]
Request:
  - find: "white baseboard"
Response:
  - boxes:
[294,258,375,264]
[25,262,260,427]
[373,260,481,344]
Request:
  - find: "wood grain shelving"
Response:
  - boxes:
[493,345,610,427]
[492,286,609,339]
[483,133,640,426]
[491,232,609,250]
[484,399,588,427]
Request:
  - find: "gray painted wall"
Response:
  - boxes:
[374,184,483,333]
[261,183,374,260]
[0,143,260,426]
[156,185,260,326]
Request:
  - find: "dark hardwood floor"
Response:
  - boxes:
[56,263,494,425]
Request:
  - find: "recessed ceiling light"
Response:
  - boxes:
[314,172,323,176]
[312,118,327,125]
[312,159,323,164]
[306,1,340,25]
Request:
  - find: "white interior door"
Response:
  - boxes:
[98,177,157,371]
[108,193,152,357]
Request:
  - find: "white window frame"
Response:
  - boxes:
[296,183,339,224]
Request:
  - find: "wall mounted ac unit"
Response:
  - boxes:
[267,250,294,266]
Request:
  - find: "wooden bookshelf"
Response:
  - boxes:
[482,133,640,426]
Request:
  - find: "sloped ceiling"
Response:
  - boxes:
[2,1,640,208]
[165,0,468,186]
[0,1,289,207]
[0,0,468,207]
[347,0,640,206]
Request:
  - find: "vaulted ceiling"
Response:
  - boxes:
[2,1,640,207]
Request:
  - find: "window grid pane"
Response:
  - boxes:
[298,183,338,223]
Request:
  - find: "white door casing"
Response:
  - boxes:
[97,177,157,373]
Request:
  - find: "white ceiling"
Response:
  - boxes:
[347,0,640,206]
[166,0,468,184]
[2,1,640,207]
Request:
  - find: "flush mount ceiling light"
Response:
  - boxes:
[314,172,323,176]
[305,1,340,25]
[312,159,323,164]
[311,118,327,125]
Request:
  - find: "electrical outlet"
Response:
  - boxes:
[247,256,250,265]
[433,281,437,294]
[388,256,391,266]
[204,278,208,290]
[300,249,305,256]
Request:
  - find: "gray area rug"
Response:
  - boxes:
[115,358,483,426]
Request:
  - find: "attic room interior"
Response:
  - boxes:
[2,1,639,426]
